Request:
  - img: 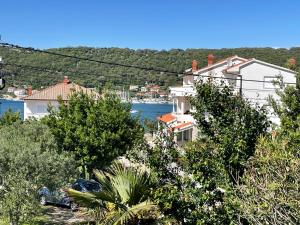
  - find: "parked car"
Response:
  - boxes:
[38,179,101,210]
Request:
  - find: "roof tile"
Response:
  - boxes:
[157,113,176,123]
[23,80,99,101]
[174,122,193,130]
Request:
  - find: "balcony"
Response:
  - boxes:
[173,113,195,124]
[169,86,196,97]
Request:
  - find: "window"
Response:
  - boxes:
[177,132,183,142]
[72,183,82,191]
[183,129,190,141]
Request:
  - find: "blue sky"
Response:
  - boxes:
[0,0,299,49]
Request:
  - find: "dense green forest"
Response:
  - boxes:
[0,46,299,90]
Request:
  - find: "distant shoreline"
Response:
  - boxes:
[0,97,173,105]
[131,101,173,105]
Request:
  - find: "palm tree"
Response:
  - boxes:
[67,162,159,225]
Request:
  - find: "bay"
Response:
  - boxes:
[131,103,173,122]
[0,99,24,119]
[0,99,172,121]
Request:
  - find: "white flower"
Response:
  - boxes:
[178,170,185,177]
[215,201,222,208]
[195,183,202,189]
[216,187,225,193]
[169,162,177,169]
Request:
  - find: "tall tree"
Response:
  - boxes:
[234,135,300,225]
[270,72,300,152]
[235,72,300,225]
[191,80,269,183]
[0,109,21,127]
[0,121,77,225]
[43,91,143,175]
[146,127,235,225]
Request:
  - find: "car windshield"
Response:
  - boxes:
[83,182,100,191]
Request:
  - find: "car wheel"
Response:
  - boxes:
[70,202,78,211]
[40,195,47,205]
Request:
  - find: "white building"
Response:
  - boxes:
[140,86,147,92]
[129,85,139,91]
[13,88,26,98]
[23,76,98,120]
[158,54,297,145]
[7,87,16,93]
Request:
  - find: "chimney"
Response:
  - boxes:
[192,60,198,72]
[28,86,32,96]
[63,76,70,85]
[208,54,214,66]
[288,58,296,66]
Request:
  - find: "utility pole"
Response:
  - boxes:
[0,35,5,90]
[237,74,242,96]
[0,56,6,90]
[239,75,242,96]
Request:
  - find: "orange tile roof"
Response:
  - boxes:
[157,113,176,123]
[174,122,193,130]
[23,78,99,101]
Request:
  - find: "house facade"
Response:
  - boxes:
[158,55,297,145]
[23,76,98,120]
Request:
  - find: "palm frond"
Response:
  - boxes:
[103,200,159,225]
[70,162,160,225]
[66,188,101,208]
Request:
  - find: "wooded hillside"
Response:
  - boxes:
[0,46,299,90]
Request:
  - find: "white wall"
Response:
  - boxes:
[24,100,59,120]
[170,60,297,142]
[195,61,296,124]
[195,58,244,85]
[183,75,194,86]
[238,63,296,124]
[240,62,296,105]
[176,97,191,114]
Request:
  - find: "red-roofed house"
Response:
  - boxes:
[159,54,297,145]
[23,76,99,120]
[157,113,176,124]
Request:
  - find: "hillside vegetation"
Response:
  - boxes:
[0,46,299,90]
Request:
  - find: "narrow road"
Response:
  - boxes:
[42,205,93,225]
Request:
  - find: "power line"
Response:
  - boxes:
[3,62,63,74]
[0,41,297,85]
[1,62,138,84]
[4,60,295,86]
[199,75,296,85]
[0,42,181,75]
[0,61,296,97]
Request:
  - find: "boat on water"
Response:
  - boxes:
[130,109,138,114]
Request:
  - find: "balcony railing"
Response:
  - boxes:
[171,113,195,123]
[169,86,196,97]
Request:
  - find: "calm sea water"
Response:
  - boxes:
[0,99,24,119]
[0,99,172,121]
[131,103,173,122]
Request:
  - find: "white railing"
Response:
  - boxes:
[169,86,196,97]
